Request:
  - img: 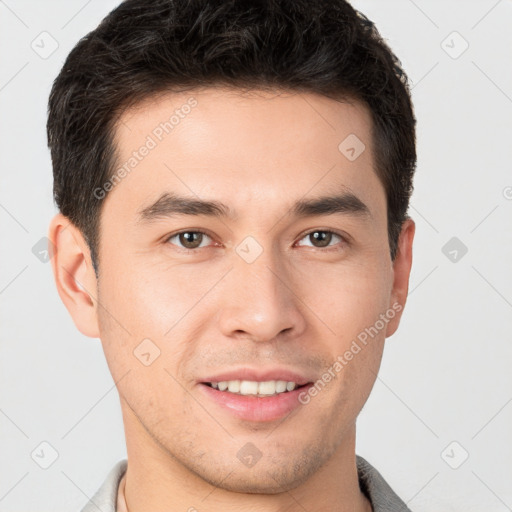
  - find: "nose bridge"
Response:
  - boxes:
[217,236,305,341]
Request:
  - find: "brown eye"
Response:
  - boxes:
[297,230,344,249]
[309,231,332,247]
[167,231,211,250]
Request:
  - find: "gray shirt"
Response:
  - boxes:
[81,455,412,511]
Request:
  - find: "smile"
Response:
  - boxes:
[205,379,300,397]
[199,379,314,422]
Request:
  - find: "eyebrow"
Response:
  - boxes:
[137,191,371,223]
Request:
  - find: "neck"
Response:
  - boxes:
[120,404,372,512]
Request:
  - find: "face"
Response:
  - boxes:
[60,87,413,493]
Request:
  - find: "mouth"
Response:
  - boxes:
[198,373,315,422]
[201,380,311,397]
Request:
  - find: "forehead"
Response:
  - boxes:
[107,87,385,220]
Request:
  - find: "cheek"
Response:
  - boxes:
[98,255,219,338]
[296,259,392,340]
[95,260,214,390]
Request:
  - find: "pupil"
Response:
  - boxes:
[311,231,331,247]
[180,232,201,248]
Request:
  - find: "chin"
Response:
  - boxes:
[202,466,311,494]
[183,444,328,495]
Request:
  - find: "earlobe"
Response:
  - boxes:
[48,213,100,338]
[385,218,415,338]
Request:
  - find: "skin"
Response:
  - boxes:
[49,87,414,512]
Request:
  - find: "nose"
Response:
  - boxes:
[216,241,307,343]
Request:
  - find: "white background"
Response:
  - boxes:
[1,1,511,510]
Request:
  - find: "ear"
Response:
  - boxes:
[385,218,415,338]
[48,213,100,338]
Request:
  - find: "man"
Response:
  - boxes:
[47,0,416,510]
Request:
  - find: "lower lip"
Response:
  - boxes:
[198,383,312,422]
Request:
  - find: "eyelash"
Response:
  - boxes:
[164,229,348,252]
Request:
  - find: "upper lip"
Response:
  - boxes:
[199,367,313,386]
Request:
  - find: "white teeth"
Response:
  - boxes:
[257,381,276,395]
[276,380,287,393]
[240,380,259,395]
[227,380,240,393]
[209,380,299,396]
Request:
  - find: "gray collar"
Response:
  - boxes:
[356,455,412,511]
